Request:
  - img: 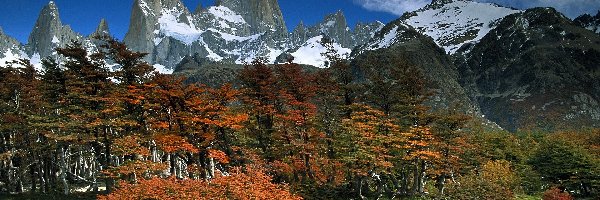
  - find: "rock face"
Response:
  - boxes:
[307,11,353,48]
[91,19,111,38]
[0,28,20,51]
[215,0,287,37]
[26,1,81,58]
[283,14,384,68]
[123,0,196,62]
[120,0,382,70]
[574,11,600,34]
[353,22,386,48]
[456,8,600,131]
[353,20,480,114]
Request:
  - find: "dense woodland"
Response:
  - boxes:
[0,38,599,200]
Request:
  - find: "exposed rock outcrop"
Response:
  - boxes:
[26,1,81,58]
[456,8,600,131]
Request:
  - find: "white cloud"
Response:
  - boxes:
[478,0,600,18]
[353,0,600,18]
[352,0,430,16]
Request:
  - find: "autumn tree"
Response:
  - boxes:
[239,58,279,155]
[0,59,44,193]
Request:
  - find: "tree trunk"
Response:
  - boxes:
[437,173,446,196]
[208,157,215,179]
[412,163,419,195]
[419,160,426,194]
[59,146,69,195]
[30,162,37,193]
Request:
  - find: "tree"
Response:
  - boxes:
[529,137,600,196]
[339,103,403,198]
[445,160,517,200]
[239,59,279,155]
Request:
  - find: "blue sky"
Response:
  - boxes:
[0,0,598,44]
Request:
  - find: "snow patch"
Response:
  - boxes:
[52,36,60,44]
[153,64,173,74]
[30,53,44,72]
[0,50,21,67]
[376,26,400,50]
[138,0,154,16]
[405,0,520,54]
[290,36,351,68]
[207,6,246,24]
[157,8,203,45]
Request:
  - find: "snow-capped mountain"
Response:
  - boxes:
[0,27,27,67]
[574,11,600,34]
[289,35,351,68]
[455,7,600,131]
[402,0,520,54]
[353,18,481,115]
[0,1,117,72]
[1,0,385,72]
[121,0,383,70]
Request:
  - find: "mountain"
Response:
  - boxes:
[90,18,111,39]
[455,7,600,131]
[402,0,520,54]
[574,11,600,34]
[121,0,383,70]
[215,0,287,38]
[353,19,480,114]
[306,11,353,48]
[283,13,383,68]
[26,1,82,59]
[0,27,26,67]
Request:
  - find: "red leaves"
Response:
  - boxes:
[543,187,574,200]
[208,149,230,164]
[113,135,150,156]
[99,166,302,200]
[154,134,199,154]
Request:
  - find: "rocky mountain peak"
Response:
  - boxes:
[403,0,520,54]
[26,1,81,58]
[574,10,600,34]
[91,19,110,38]
[215,0,287,36]
[0,26,21,50]
[307,10,353,48]
[193,3,203,15]
[124,0,194,57]
[455,7,600,131]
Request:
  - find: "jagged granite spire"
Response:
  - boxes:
[91,18,110,38]
[289,21,309,47]
[574,10,600,34]
[124,0,194,56]
[193,2,203,15]
[26,1,80,58]
[215,0,287,37]
[353,21,385,47]
[307,10,354,48]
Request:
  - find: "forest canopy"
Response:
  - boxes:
[0,38,598,200]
